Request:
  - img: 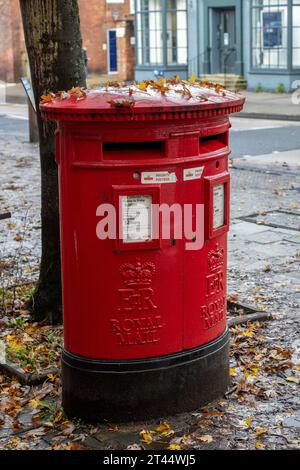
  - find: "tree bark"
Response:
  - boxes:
[19,0,86,323]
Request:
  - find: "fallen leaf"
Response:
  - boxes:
[47,374,57,382]
[228,293,239,302]
[254,428,268,436]
[246,416,252,427]
[139,81,148,91]
[40,94,53,104]
[188,75,197,84]
[108,99,135,109]
[255,440,266,450]
[156,422,172,435]
[168,444,181,450]
[286,377,299,384]
[263,265,271,273]
[140,430,153,445]
[29,398,40,409]
[243,330,255,338]
[197,435,213,443]
[58,423,76,436]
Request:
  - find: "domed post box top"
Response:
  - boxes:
[40,79,245,122]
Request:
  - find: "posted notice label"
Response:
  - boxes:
[183,166,204,181]
[141,171,177,184]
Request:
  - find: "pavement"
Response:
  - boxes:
[0,106,300,450]
[237,90,300,121]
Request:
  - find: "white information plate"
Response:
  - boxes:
[183,166,204,181]
[121,195,152,243]
[141,171,177,184]
[213,184,225,229]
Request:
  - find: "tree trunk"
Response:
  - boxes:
[19,0,86,323]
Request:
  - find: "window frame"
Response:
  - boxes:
[292,0,300,69]
[135,0,188,68]
[250,0,290,73]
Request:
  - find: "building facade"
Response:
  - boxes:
[0,0,25,83]
[134,0,188,79]
[79,0,135,81]
[134,0,300,91]
[0,0,135,84]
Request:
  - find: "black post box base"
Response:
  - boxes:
[62,329,229,423]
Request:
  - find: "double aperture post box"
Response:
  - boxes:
[41,82,245,421]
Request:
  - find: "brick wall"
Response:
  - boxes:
[78,0,135,81]
[0,0,25,82]
[0,0,135,83]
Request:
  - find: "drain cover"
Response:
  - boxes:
[240,210,300,232]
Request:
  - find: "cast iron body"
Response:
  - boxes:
[41,85,245,421]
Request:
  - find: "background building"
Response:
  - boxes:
[79,0,135,81]
[0,0,135,84]
[0,0,26,83]
[134,0,300,91]
[134,0,188,80]
[1,0,299,91]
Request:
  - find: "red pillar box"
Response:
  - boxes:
[41,81,245,421]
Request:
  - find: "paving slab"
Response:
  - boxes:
[237,91,300,121]
[233,149,300,172]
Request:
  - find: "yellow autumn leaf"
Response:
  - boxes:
[252,368,258,377]
[47,374,57,382]
[243,330,255,338]
[198,435,213,443]
[40,94,53,104]
[286,377,299,384]
[139,81,147,91]
[255,440,266,450]
[168,444,181,450]
[6,335,23,351]
[156,422,171,434]
[14,235,23,242]
[189,75,197,84]
[53,411,64,424]
[229,368,236,377]
[156,77,166,86]
[254,428,268,436]
[246,416,252,427]
[29,398,40,409]
[140,430,153,445]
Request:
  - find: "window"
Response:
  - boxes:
[293,0,300,67]
[252,0,288,69]
[136,0,163,65]
[136,0,187,66]
[166,0,187,65]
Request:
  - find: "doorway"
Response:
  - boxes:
[108,29,118,73]
[210,8,236,74]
